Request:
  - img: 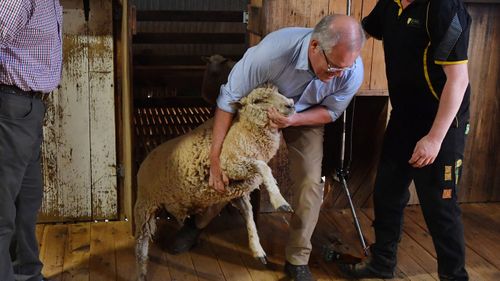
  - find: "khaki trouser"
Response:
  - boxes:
[195,125,325,265]
[282,125,324,265]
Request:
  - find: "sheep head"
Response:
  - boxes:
[234,84,295,127]
[201,54,235,105]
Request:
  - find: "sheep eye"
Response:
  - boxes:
[253,99,264,104]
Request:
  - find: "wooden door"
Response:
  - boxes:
[39,0,117,222]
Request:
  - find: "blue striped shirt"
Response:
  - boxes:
[0,0,63,93]
[217,27,363,122]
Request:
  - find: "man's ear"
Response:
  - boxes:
[310,39,320,50]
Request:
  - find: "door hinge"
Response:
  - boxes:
[243,11,249,24]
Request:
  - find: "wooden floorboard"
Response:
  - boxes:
[38,203,500,281]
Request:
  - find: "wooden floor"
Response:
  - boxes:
[38,203,500,281]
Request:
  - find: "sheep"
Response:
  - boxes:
[134,84,295,281]
[201,54,235,105]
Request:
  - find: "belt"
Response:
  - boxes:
[0,84,45,99]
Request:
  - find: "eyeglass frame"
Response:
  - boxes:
[321,49,355,73]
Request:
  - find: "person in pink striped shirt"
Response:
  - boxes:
[0,1,62,280]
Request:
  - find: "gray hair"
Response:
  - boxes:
[312,14,365,54]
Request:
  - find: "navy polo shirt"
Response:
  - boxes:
[362,0,472,127]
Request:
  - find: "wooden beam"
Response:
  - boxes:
[133,32,246,44]
[133,54,241,66]
[136,10,244,22]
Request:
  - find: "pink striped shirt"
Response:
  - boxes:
[0,0,63,93]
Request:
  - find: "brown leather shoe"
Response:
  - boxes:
[284,261,315,281]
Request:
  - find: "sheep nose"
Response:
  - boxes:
[285,104,294,109]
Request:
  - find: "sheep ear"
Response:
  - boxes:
[201,56,210,63]
[229,100,244,110]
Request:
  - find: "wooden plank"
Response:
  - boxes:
[309,0,329,27]
[88,0,118,220]
[61,223,91,281]
[133,33,246,44]
[404,205,500,280]
[40,0,92,222]
[164,251,198,281]
[189,232,226,281]
[147,243,173,281]
[357,0,376,91]
[328,0,348,15]
[136,10,245,22]
[213,210,281,281]
[248,5,264,36]
[369,40,388,90]
[204,213,253,281]
[41,224,68,280]
[89,222,117,281]
[460,204,500,269]
[459,4,500,202]
[114,221,138,281]
[134,54,241,66]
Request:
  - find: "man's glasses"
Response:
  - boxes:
[322,49,355,73]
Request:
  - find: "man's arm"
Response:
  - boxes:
[268,105,332,128]
[0,1,29,45]
[209,108,234,192]
[409,63,469,168]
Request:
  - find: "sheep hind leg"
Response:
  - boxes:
[135,213,156,281]
[254,160,293,212]
[231,194,267,264]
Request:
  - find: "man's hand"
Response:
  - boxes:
[209,157,229,193]
[268,107,294,129]
[408,135,442,168]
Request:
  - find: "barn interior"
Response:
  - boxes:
[27,0,500,280]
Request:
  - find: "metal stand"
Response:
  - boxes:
[323,98,369,261]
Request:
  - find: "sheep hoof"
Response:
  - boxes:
[258,256,268,264]
[278,204,293,212]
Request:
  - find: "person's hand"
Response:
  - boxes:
[268,107,293,129]
[409,135,442,168]
[209,157,229,193]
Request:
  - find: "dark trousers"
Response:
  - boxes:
[0,90,46,281]
[370,117,469,281]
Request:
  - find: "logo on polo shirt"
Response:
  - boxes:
[407,17,422,28]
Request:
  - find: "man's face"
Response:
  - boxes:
[309,40,359,82]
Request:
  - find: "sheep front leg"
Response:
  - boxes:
[253,160,292,212]
[231,194,267,264]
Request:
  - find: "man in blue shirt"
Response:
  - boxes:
[171,14,365,281]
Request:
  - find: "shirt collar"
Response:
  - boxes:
[295,32,312,72]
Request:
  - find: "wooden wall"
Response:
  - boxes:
[39,0,117,222]
[459,3,500,202]
[131,0,248,99]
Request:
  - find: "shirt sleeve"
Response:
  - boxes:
[427,0,471,65]
[361,0,389,40]
[321,57,364,121]
[0,0,31,46]
[216,43,273,113]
